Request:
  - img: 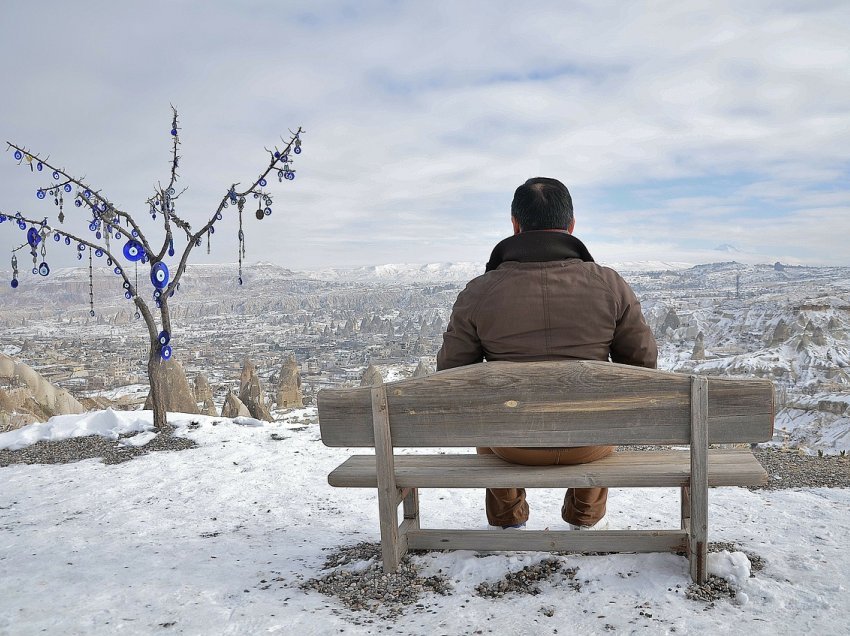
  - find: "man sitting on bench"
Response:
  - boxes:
[437,177,658,531]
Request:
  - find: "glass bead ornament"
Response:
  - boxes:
[17,220,26,230]
[27,227,41,247]
[13,150,23,160]
[160,344,172,360]
[123,240,145,262]
[124,291,132,300]
[64,184,72,193]
[54,233,60,242]
[264,207,272,216]
[10,279,18,288]
[75,200,82,207]
[285,171,295,180]
[52,171,60,180]
[89,310,95,317]
[158,330,170,346]
[64,237,71,245]
[95,249,104,258]
[113,266,122,275]
[36,190,46,199]
[38,262,50,276]
[36,162,43,171]
[259,178,267,187]
[150,261,169,289]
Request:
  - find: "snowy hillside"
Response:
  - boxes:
[1,410,848,635]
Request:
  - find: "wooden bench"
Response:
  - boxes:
[317,360,774,583]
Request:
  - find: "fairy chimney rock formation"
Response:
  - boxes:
[144,358,199,415]
[661,309,681,333]
[221,391,251,418]
[412,359,431,378]
[0,353,85,431]
[194,374,217,417]
[360,364,383,387]
[770,319,791,346]
[691,332,705,360]
[276,354,303,409]
[239,359,273,422]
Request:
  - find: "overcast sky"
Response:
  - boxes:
[1,1,848,271]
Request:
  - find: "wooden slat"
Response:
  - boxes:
[327,450,768,488]
[318,361,774,447]
[406,529,687,553]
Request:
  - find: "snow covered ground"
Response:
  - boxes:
[1,410,849,635]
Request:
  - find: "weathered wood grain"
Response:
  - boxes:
[406,529,688,553]
[689,376,709,583]
[318,361,774,447]
[371,384,401,572]
[327,449,768,488]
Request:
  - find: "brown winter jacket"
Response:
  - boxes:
[437,231,657,370]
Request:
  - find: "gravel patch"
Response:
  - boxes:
[0,430,196,467]
[475,557,578,598]
[300,542,452,620]
[751,448,850,490]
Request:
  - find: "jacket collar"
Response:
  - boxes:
[485,230,595,272]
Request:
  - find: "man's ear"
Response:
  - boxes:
[567,218,575,234]
[511,216,521,235]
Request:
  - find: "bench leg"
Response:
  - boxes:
[403,487,420,529]
[680,486,690,531]
[377,487,401,572]
[689,376,709,584]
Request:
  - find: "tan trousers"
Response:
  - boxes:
[477,445,614,527]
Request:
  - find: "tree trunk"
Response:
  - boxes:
[147,346,169,432]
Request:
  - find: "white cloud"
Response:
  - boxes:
[0,0,848,273]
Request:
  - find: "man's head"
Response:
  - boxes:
[510,177,574,234]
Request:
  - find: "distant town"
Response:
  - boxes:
[2,260,849,452]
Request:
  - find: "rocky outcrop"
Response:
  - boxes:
[691,332,705,360]
[221,391,251,418]
[769,319,791,346]
[239,359,273,422]
[194,374,217,416]
[660,309,681,333]
[360,364,383,387]
[276,354,303,409]
[412,359,431,378]
[144,359,199,415]
[0,353,85,431]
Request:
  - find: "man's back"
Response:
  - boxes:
[437,233,657,371]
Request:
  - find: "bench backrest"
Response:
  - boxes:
[318,360,774,448]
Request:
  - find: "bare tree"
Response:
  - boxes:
[2,108,304,430]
